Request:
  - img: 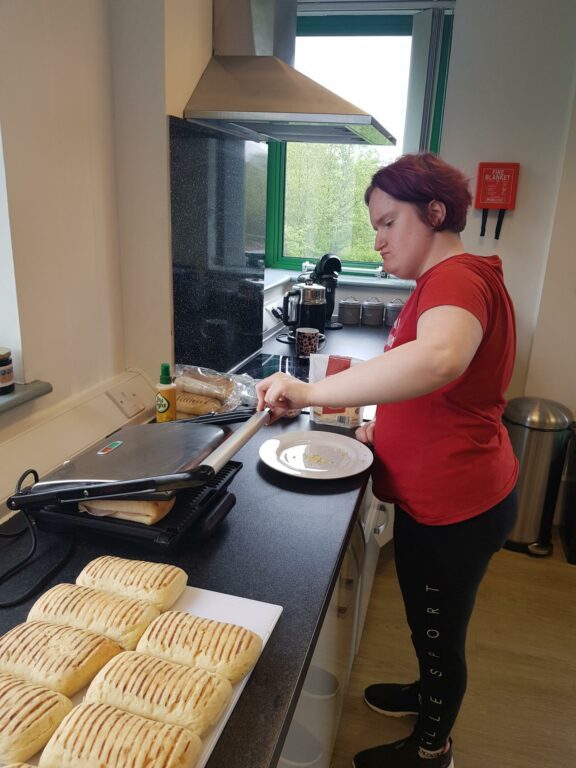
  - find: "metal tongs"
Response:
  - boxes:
[7,409,271,512]
[178,406,258,425]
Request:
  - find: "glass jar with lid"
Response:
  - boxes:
[0,347,15,395]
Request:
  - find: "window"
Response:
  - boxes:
[0,123,22,380]
[265,11,454,271]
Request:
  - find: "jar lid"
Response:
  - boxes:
[362,296,383,307]
[340,296,360,305]
[0,347,11,360]
[385,298,405,309]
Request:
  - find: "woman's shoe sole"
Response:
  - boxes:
[352,757,454,768]
[363,695,418,717]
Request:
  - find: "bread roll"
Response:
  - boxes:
[3,763,36,767]
[38,702,202,768]
[176,392,221,416]
[28,584,160,650]
[80,496,176,525]
[0,672,73,762]
[136,611,262,684]
[85,651,232,735]
[76,556,188,611]
[176,373,233,403]
[0,621,122,696]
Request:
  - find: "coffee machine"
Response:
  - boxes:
[282,281,327,339]
[298,253,343,330]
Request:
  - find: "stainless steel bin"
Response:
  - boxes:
[503,397,573,556]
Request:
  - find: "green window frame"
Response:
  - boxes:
[265,12,454,271]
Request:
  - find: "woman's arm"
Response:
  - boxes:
[256,305,483,416]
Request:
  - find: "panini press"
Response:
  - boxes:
[7,412,269,550]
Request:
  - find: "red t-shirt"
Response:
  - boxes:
[372,254,519,525]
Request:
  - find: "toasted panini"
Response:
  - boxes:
[85,651,232,735]
[38,702,202,768]
[76,556,187,610]
[136,611,262,684]
[0,621,122,696]
[28,583,159,650]
[0,672,73,762]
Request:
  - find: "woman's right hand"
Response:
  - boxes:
[256,372,312,421]
[355,419,376,446]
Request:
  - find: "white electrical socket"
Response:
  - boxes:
[106,384,145,419]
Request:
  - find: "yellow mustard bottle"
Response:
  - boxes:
[155,362,177,422]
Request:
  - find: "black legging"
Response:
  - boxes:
[393,489,518,751]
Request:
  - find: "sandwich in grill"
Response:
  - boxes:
[79,496,176,525]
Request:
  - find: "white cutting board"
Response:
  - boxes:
[7,587,283,768]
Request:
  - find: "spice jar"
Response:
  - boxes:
[361,297,385,326]
[338,296,361,325]
[0,347,15,395]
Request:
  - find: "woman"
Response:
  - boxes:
[256,153,518,768]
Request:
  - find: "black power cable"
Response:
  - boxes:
[0,468,75,608]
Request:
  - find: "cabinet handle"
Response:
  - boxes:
[372,506,390,536]
[337,606,347,618]
[374,507,389,535]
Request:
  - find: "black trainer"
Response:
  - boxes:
[353,734,454,768]
[364,681,420,717]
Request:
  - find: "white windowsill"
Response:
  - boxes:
[264,267,415,291]
[0,380,53,414]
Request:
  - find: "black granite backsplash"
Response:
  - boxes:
[170,117,266,372]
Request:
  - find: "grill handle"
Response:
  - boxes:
[201,408,271,474]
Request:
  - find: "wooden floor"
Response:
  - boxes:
[331,529,576,768]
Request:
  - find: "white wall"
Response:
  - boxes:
[440,0,576,407]
[2,0,576,450]
[108,0,172,383]
[0,0,123,396]
[165,0,213,117]
[109,0,212,382]
[0,0,212,448]
[525,83,576,411]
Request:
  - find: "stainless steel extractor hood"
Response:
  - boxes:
[184,0,396,146]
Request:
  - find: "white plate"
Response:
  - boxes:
[14,587,282,768]
[259,430,373,479]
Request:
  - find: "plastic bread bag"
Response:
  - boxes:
[174,365,258,414]
[309,354,364,429]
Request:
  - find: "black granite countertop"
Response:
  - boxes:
[262,322,389,360]
[0,324,389,768]
[0,415,370,768]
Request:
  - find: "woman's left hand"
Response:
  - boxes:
[256,373,312,421]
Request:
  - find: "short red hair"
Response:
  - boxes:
[364,152,472,233]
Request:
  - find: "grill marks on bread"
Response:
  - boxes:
[0,673,73,762]
[85,651,232,735]
[137,611,262,684]
[3,763,37,767]
[76,556,187,611]
[0,621,122,696]
[38,702,202,768]
[28,583,160,649]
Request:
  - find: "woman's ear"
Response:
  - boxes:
[428,200,446,230]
